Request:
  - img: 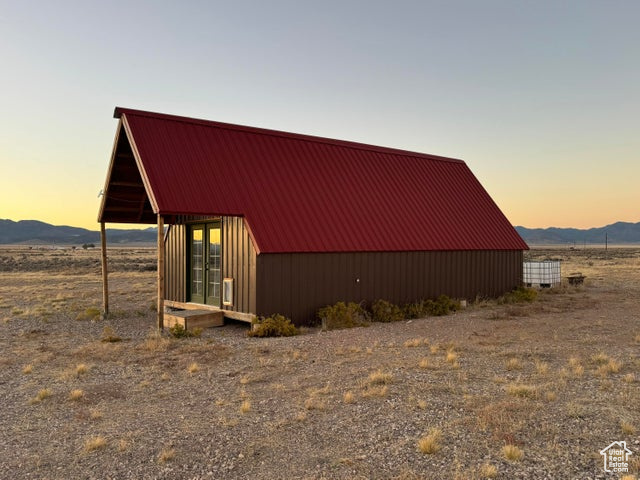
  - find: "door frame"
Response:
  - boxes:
[187,221,222,306]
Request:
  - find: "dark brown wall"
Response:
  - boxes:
[256,250,523,325]
[164,216,256,316]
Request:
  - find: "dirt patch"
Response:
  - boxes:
[0,246,638,479]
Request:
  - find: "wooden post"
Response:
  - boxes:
[100,222,109,317]
[157,214,165,330]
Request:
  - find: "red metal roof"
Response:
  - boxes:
[107,107,528,253]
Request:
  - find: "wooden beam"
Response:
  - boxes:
[157,214,165,330]
[109,181,145,188]
[100,222,109,317]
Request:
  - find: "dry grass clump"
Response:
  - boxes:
[22,364,33,374]
[621,421,636,435]
[69,389,84,401]
[30,388,52,404]
[535,360,549,375]
[445,350,458,364]
[76,307,101,321]
[187,362,200,374]
[100,326,122,343]
[418,358,432,369]
[478,462,498,478]
[361,385,388,398]
[622,373,635,383]
[89,408,103,420]
[404,338,422,348]
[304,396,326,411]
[343,391,356,404]
[635,334,640,343]
[158,447,175,463]
[84,436,107,452]
[76,363,88,375]
[590,352,609,365]
[506,383,537,399]
[502,444,523,461]
[417,428,442,454]
[240,399,251,413]
[140,329,171,352]
[368,369,393,385]
[505,358,523,371]
[596,358,623,377]
[568,357,584,376]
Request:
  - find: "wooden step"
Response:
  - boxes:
[163,309,224,330]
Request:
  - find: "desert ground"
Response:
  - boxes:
[0,245,638,480]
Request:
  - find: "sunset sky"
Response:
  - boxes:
[1,0,638,231]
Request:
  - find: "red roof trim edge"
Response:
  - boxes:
[114,107,464,165]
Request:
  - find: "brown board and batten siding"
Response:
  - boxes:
[256,250,523,324]
[164,224,187,302]
[221,216,257,316]
[164,216,257,316]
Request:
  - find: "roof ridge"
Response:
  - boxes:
[114,107,464,164]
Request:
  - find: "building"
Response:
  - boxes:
[98,107,528,326]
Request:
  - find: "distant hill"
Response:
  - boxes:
[0,219,156,245]
[2,219,639,246]
[515,221,640,245]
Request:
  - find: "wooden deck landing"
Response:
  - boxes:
[163,309,224,330]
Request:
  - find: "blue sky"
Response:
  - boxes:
[1,0,638,229]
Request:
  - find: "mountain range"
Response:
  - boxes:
[0,219,157,245]
[514,221,640,245]
[1,219,639,245]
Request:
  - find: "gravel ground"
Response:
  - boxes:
[0,246,638,479]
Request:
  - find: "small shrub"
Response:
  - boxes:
[76,307,101,321]
[100,326,122,343]
[498,287,537,304]
[248,314,298,337]
[22,364,33,374]
[169,323,202,338]
[371,299,404,323]
[417,428,442,454]
[187,362,200,374]
[425,295,460,316]
[402,301,428,319]
[76,363,88,375]
[317,301,370,330]
[502,444,523,461]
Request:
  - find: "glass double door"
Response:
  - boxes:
[190,222,221,306]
